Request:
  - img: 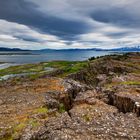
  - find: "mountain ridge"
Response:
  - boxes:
[0,47,29,51]
[0,46,140,51]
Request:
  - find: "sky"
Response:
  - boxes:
[0,0,140,50]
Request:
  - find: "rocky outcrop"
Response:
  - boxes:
[32,53,140,140]
[34,89,140,140]
[108,88,140,116]
[45,79,91,111]
[68,53,140,87]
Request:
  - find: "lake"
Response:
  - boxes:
[0,50,114,65]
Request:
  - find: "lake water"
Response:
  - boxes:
[0,50,114,64]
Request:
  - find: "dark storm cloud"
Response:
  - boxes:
[13,35,42,43]
[90,7,140,28]
[0,0,89,40]
[105,32,130,39]
[0,0,140,49]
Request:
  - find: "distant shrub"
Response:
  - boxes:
[88,56,95,61]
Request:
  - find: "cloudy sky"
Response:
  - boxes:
[0,0,140,50]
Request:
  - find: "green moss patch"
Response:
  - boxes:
[0,61,87,80]
[121,81,140,85]
[33,107,48,114]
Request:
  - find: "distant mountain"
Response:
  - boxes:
[1,46,140,52]
[0,47,29,51]
[39,48,104,51]
[109,46,140,51]
[39,47,140,52]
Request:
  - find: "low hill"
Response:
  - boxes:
[0,47,29,51]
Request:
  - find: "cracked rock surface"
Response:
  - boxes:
[0,52,140,140]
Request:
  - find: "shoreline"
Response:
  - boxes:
[0,63,19,70]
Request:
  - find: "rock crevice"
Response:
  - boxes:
[108,91,140,116]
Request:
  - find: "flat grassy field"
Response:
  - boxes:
[0,61,87,80]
